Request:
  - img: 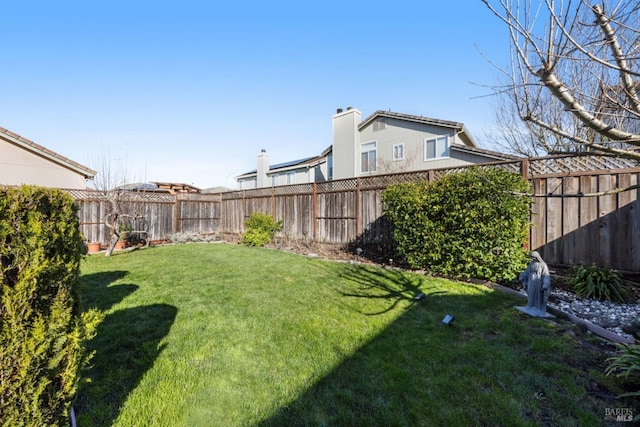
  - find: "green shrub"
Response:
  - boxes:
[382,167,531,282]
[606,343,640,405]
[241,213,283,247]
[0,186,102,426]
[567,263,629,303]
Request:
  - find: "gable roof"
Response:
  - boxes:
[359,110,478,147]
[0,126,96,179]
[237,154,327,179]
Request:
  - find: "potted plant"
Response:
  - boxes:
[116,223,132,250]
[87,242,101,253]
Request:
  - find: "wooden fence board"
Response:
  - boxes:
[561,176,580,265]
[598,175,617,266]
[530,179,547,255]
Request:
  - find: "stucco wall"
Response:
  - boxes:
[0,141,89,189]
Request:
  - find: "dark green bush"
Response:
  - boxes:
[606,343,640,406]
[382,167,531,282]
[0,186,101,426]
[241,212,283,247]
[568,263,629,303]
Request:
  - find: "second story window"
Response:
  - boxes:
[393,143,404,161]
[361,141,377,173]
[425,136,449,160]
[286,171,296,184]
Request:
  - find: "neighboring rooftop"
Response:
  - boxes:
[0,126,96,178]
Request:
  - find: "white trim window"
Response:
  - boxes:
[393,143,405,161]
[424,136,449,160]
[286,171,296,184]
[271,174,279,187]
[361,141,377,173]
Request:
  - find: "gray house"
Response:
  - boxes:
[237,107,515,189]
[0,126,95,189]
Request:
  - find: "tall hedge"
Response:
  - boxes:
[382,167,532,282]
[0,186,101,426]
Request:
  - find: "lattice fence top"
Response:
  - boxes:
[317,180,357,192]
[176,193,222,202]
[64,154,640,203]
[528,155,640,176]
[65,189,177,203]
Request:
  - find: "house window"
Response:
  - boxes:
[361,141,377,173]
[393,143,404,161]
[286,171,296,184]
[327,154,333,180]
[271,174,279,186]
[373,118,386,132]
[425,136,449,160]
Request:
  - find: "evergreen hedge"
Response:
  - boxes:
[0,186,101,426]
[382,167,532,282]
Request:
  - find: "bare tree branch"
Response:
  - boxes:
[592,4,640,113]
[482,0,640,158]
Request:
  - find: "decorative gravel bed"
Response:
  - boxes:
[546,289,639,341]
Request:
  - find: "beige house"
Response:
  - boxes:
[238,107,516,189]
[0,126,95,189]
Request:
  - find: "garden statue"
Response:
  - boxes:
[516,251,553,317]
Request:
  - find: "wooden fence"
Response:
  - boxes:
[70,155,640,273]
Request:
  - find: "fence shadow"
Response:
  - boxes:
[535,201,640,274]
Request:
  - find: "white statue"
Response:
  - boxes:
[516,251,553,317]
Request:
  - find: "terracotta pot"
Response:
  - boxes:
[87,242,101,253]
[115,240,126,250]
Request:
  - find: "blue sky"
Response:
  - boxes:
[1,1,511,189]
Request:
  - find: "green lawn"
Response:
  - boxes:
[75,243,628,426]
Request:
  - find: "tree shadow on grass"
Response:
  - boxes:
[333,264,446,315]
[75,272,177,426]
[79,271,137,312]
[259,265,618,426]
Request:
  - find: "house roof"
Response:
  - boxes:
[151,181,202,194]
[359,110,478,147]
[237,154,326,179]
[0,126,96,179]
[450,144,521,161]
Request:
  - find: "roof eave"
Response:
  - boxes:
[0,127,96,179]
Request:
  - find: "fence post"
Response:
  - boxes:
[271,186,276,221]
[521,159,531,251]
[313,182,317,240]
[520,159,529,179]
[356,177,362,241]
[173,194,179,235]
[242,190,246,232]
